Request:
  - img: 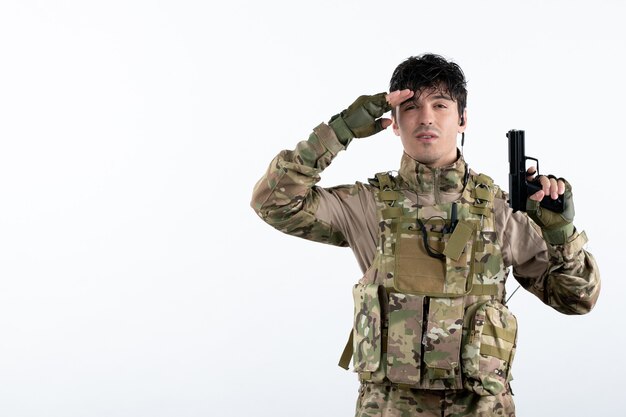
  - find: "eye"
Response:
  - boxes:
[435,103,448,109]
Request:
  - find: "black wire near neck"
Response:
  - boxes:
[417,218,445,259]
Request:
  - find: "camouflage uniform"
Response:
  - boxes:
[251,122,600,416]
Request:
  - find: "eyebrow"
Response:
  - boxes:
[400,93,454,107]
[430,93,454,101]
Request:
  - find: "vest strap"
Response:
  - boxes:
[379,190,400,202]
[376,173,394,190]
[468,284,498,296]
[468,172,495,217]
[469,205,491,216]
[360,371,372,381]
[338,330,354,370]
[483,323,516,344]
[382,207,403,219]
[472,186,493,202]
[475,173,494,187]
[427,366,458,380]
[480,344,513,362]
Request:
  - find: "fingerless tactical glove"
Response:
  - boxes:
[526,179,575,245]
[328,92,391,144]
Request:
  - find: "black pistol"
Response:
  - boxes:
[507,129,564,213]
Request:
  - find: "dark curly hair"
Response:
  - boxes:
[389,53,467,116]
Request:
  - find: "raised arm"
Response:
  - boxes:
[250,92,395,246]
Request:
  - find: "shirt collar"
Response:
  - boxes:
[397,151,468,195]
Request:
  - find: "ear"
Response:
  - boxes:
[392,114,401,136]
[458,109,468,133]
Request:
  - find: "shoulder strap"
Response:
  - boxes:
[466,173,497,217]
[369,172,404,219]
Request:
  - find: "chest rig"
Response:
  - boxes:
[340,169,517,394]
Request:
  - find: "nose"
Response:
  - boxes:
[418,106,434,125]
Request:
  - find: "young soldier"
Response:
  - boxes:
[250,53,600,416]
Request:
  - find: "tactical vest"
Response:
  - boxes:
[339,171,518,395]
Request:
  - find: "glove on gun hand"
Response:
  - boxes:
[329,93,392,144]
[526,178,575,245]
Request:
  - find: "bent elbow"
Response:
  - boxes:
[553,279,601,315]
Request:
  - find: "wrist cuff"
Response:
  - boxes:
[328,114,354,146]
[543,223,575,245]
[313,123,346,156]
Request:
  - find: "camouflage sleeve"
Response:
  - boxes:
[250,122,353,247]
[495,195,601,315]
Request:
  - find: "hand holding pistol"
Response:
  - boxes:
[507,129,564,213]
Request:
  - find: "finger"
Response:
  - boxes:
[526,166,537,181]
[529,190,545,202]
[557,179,566,196]
[537,175,551,196]
[379,118,393,130]
[385,90,407,107]
[548,177,559,200]
[386,89,414,108]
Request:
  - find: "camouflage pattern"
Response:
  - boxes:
[393,217,476,296]
[251,123,350,247]
[462,301,517,396]
[423,297,464,386]
[514,227,601,315]
[251,122,599,319]
[366,156,508,299]
[386,292,424,384]
[353,284,383,372]
[353,153,515,392]
[250,121,600,413]
[355,383,515,417]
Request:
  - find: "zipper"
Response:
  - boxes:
[421,296,430,373]
[434,167,440,204]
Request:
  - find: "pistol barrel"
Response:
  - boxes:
[507,129,526,212]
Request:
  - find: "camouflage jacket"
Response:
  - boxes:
[251,122,600,317]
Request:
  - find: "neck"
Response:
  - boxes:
[397,151,468,197]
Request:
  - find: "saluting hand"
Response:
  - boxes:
[385,89,414,110]
[329,89,419,144]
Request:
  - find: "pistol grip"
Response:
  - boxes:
[526,180,565,213]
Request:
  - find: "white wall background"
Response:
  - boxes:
[0,1,622,416]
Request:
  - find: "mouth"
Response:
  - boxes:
[415,132,439,142]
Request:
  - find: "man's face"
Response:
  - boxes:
[392,86,467,168]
